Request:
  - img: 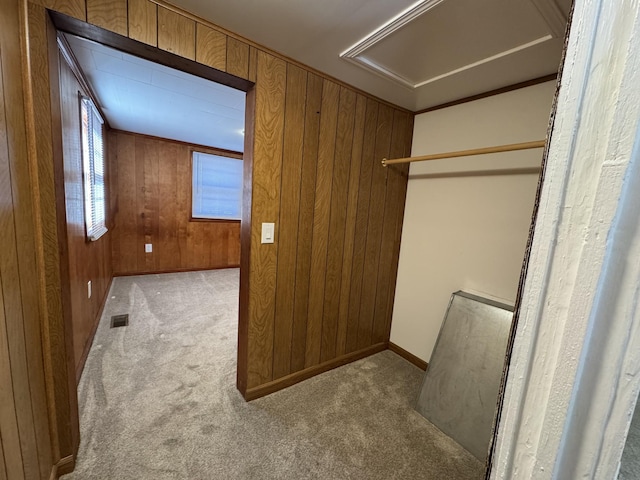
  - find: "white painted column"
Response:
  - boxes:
[491,0,640,478]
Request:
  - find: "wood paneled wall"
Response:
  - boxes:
[38,0,413,397]
[109,131,241,275]
[58,51,113,381]
[14,6,413,472]
[0,0,55,478]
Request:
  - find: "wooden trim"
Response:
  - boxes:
[388,342,428,371]
[48,11,255,93]
[56,33,110,128]
[415,74,558,115]
[236,85,255,396]
[75,277,113,384]
[49,455,74,479]
[113,265,240,277]
[188,217,241,223]
[244,342,388,400]
[150,0,413,114]
[111,129,244,158]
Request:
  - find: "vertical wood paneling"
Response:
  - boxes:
[25,3,79,459]
[336,94,367,356]
[157,7,195,60]
[0,431,7,479]
[0,3,54,476]
[290,72,322,373]
[272,64,307,379]
[59,53,113,378]
[226,37,250,80]
[110,132,240,274]
[320,87,356,362]
[113,132,137,270]
[196,23,227,71]
[87,0,127,36]
[32,0,86,20]
[0,280,24,479]
[128,0,157,46]
[345,99,379,353]
[372,111,409,343]
[304,79,340,368]
[0,56,27,479]
[20,0,415,413]
[247,51,286,387]
[357,104,393,349]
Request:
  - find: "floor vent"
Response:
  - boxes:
[110,314,129,328]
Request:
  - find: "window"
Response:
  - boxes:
[80,96,107,241]
[192,152,243,220]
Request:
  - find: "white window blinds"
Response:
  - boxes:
[80,96,107,241]
[192,152,242,220]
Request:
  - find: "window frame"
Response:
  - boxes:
[79,94,108,242]
[190,148,243,223]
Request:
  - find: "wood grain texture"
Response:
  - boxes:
[272,64,307,380]
[357,104,393,350]
[33,0,86,20]
[320,86,356,362]
[196,23,226,71]
[304,79,340,368]
[237,85,255,395]
[58,52,113,379]
[128,0,157,46]
[246,51,286,388]
[158,6,195,60]
[109,131,241,274]
[290,72,322,373]
[372,111,409,344]
[336,94,366,356]
[345,99,379,353]
[0,1,54,476]
[226,37,250,80]
[24,3,79,462]
[21,0,414,415]
[87,0,127,36]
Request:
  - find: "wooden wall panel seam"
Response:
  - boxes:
[304,79,339,369]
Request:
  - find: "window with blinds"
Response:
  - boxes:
[80,96,107,241]
[192,152,242,221]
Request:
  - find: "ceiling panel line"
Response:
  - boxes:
[413,35,554,88]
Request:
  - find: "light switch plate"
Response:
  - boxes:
[261,223,275,244]
[145,243,153,253]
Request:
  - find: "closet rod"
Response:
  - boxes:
[381,140,546,167]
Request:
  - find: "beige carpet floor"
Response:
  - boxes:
[62,269,483,479]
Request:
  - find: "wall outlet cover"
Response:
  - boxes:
[145,243,153,253]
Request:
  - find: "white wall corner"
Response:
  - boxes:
[491,0,640,478]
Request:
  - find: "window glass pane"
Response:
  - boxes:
[81,96,107,241]
[192,152,242,220]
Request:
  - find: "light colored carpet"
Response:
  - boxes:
[619,399,640,479]
[63,269,483,480]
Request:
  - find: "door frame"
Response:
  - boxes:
[489,0,640,477]
[24,8,255,470]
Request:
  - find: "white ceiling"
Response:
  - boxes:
[63,0,570,149]
[170,0,571,111]
[65,34,246,152]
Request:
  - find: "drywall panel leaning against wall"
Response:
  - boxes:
[389,81,556,363]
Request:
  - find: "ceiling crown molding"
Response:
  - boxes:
[529,0,568,37]
[340,0,446,59]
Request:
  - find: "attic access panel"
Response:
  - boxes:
[415,291,513,461]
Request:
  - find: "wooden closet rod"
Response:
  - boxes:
[382,140,546,167]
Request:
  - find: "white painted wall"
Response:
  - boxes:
[390,81,556,362]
